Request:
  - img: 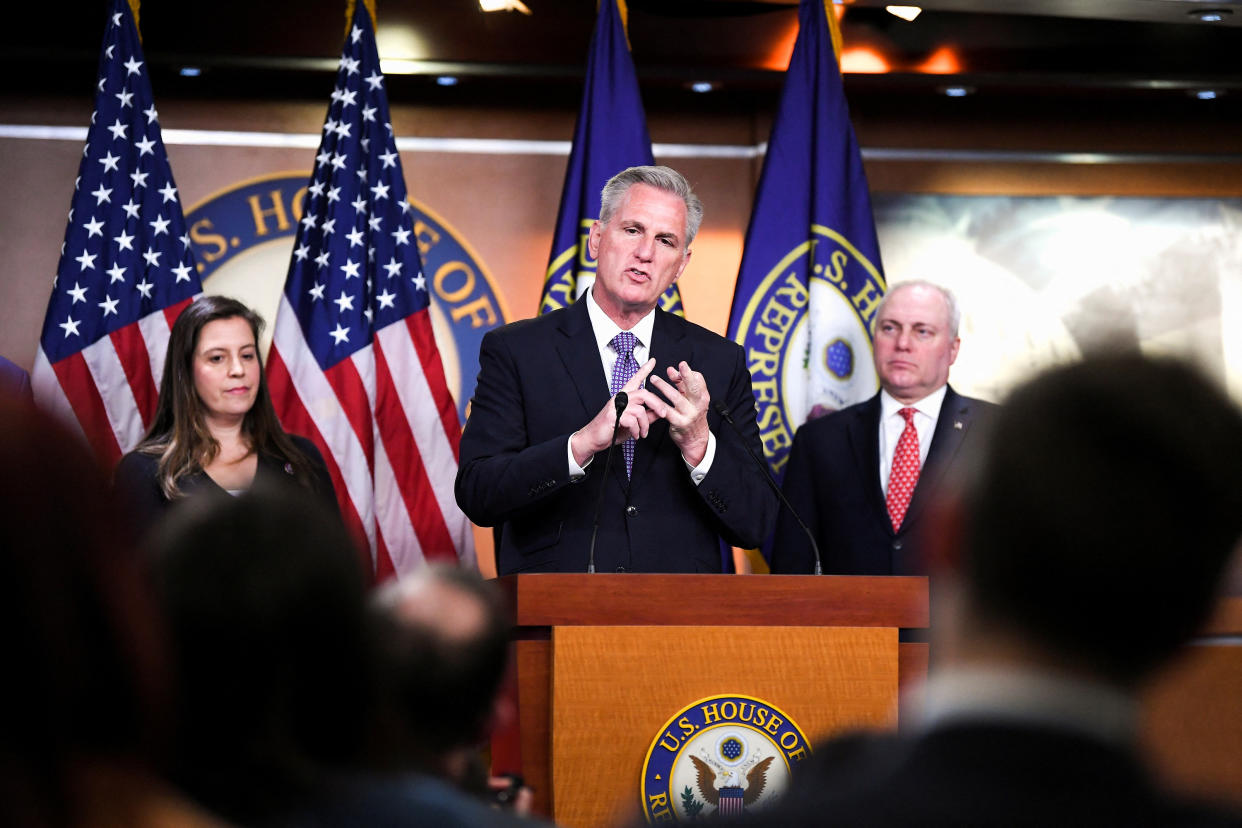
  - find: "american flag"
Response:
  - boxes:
[32,0,200,463]
[266,2,474,577]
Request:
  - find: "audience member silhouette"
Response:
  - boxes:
[0,400,224,828]
[370,566,532,812]
[739,354,1242,827]
[148,483,533,827]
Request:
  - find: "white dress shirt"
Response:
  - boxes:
[878,385,947,495]
[566,287,715,483]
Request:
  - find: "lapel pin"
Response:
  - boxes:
[954,421,963,430]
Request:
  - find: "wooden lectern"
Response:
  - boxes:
[491,574,929,826]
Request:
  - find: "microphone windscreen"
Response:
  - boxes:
[614,391,628,417]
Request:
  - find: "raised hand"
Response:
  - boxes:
[570,358,660,465]
[647,361,711,467]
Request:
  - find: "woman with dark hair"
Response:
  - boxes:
[115,295,337,533]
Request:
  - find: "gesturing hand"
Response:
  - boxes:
[647,361,711,466]
[570,358,660,466]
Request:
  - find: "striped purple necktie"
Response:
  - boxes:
[610,331,639,477]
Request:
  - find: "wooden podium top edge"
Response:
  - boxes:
[495,573,929,629]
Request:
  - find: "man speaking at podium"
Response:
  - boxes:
[771,280,994,575]
[456,166,777,575]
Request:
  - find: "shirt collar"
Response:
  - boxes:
[880,384,948,421]
[585,286,656,352]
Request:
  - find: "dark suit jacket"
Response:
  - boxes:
[735,723,1242,827]
[114,434,337,538]
[455,300,778,575]
[770,386,994,575]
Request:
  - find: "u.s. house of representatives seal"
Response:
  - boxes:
[732,226,885,476]
[184,172,507,423]
[640,694,812,822]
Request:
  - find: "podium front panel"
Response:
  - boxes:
[550,624,898,827]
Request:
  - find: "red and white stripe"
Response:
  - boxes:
[32,297,193,464]
[267,293,474,579]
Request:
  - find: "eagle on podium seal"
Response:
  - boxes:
[640,694,812,822]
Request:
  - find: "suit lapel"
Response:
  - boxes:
[848,392,890,535]
[555,300,611,424]
[904,386,971,527]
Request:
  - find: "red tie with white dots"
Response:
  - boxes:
[886,407,920,531]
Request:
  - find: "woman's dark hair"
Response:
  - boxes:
[136,295,314,499]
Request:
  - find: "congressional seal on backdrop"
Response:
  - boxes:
[641,694,812,822]
[731,225,885,476]
[183,172,507,422]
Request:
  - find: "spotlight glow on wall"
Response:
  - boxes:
[886,5,922,22]
[380,59,420,75]
[480,0,532,13]
[840,47,890,74]
[917,46,961,74]
[375,23,429,72]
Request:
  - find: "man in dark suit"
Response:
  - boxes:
[455,166,777,575]
[740,354,1242,827]
[770,280,993,575]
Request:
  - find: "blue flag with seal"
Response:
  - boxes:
[726,0,885,480]
[540,0,683,316]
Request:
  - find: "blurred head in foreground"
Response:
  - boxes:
[148,482,371,822]
[0,401,175,826]
[933,352,1242,687]
[369,565,513,786]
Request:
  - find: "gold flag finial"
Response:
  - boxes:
[823,0,843,61]
[609,0,632,52]
[345,0,378,36]
[128,0,141,41]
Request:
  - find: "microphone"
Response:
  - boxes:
[587,392,628,574]
[712,400,823,575]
